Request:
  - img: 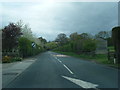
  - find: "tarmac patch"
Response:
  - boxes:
[54,54,70,57]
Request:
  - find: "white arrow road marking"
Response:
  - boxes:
[62,76,98,88]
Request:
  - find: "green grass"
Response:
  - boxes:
[108,46,115,52]
[53,51,119,69]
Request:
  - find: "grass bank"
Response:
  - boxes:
[53,51,119,69]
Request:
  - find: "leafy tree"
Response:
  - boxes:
[16,20,43,46]
[80,33,90,39]
[16,20,24,28]
[95,31,111,40]
[70,32,80,41]
[18,37,43,57]
[46,42,58,50]
[38,37,47,44]
[54,32,97,55]
[2,23,22,50]
[83,39,97,52]
[21,24,33,40]
[18,37,32,57]
[55,33,68,46]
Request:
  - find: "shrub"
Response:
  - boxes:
[18,37,43,57]
[2,56,12,63]
[18,37,32,57]
[83,39,97,52]
[11,57,22,62]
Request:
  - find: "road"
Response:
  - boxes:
[3,51,119,88]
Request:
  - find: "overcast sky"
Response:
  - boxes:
[1,2,118,41]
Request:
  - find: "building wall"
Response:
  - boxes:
[95,38,108,54]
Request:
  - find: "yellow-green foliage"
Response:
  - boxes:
[2,56,12,63]
[54,39,97,54]
[18,37,44,57]
[83,39,97,52]
[46,42,58,50]
[11,57,22,62]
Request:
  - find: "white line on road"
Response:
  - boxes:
[58,60,62,63]
[57,59,62,63]
[52,54,74,75]
[63,64,74,74]
[62,76,98,88]
[53,55,62,63]
[51,53,99,89]
[56,58,62,63]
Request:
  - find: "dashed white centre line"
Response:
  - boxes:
[50,53,99,89]
[53,55,74,75]
[57,59,62,63]
[63,64,74,74]
[58,60,62,63]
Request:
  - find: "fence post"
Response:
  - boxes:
[107,49,110,61]
[114,58,116,64]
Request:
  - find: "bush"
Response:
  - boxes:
[2,56,23,63]
[2,56,12,63]
[18,37,32,57]
[83,39,97,52]
[11,57,22,62]
[18,37,43,57]
[46,42,58,50]
[54,39,97,55]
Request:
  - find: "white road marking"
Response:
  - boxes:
[63,64,74,74]
[52,54,74,75]
[62,76,98,88]
[58,60,62,63]
[51,53,99,89]
[56,58,62,63]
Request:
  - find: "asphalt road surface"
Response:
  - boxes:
[4,51,119,88]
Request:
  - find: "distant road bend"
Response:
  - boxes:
[4,51,119,88]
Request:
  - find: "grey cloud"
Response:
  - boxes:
[1,2,118,41]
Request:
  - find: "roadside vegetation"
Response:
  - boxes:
[54,51,119,68]
[50,27,120,69]
[1,19,119,68]
[2,20,47,63]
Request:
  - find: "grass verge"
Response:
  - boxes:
[53,51,119,69]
